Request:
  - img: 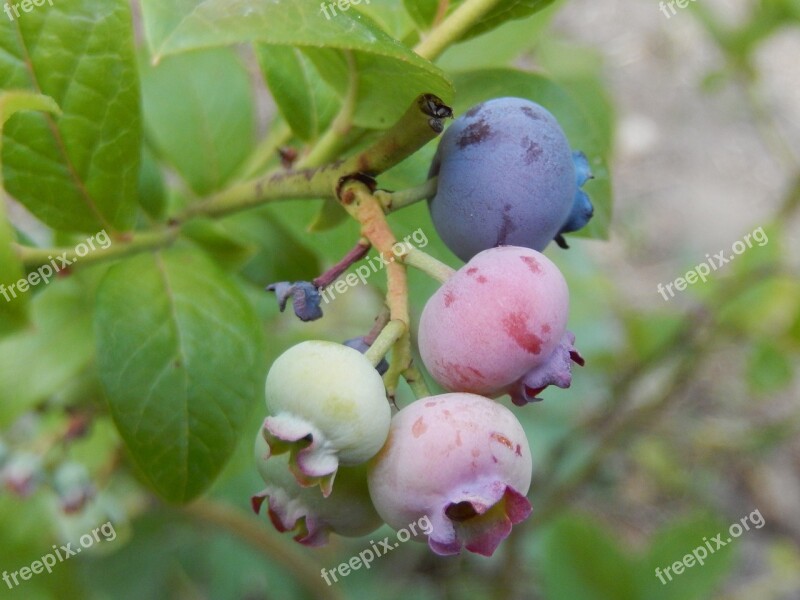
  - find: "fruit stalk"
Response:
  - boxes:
[399,246,455,283]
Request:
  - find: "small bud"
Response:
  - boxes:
[267,281,323,322]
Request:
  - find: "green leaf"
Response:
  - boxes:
[138,145,168,221]
[747,341,794,394]
[0,0,141,232]
[222,207,322,287]
[624,312,685,363]
[307,197,350,232]
[255,46,340,142]
[403,0,440,29]
[0,91,60,334]
[448,69,613,240]
[181,219,257,271]
[0,279,95,426]
[95,246,264,503]
[539,514,639,600]
[437,2,563,71]
[718,276,800,338]
[139,0,453,131]
[460,0,558,41]
[140,47,255,196]
[638,515,735,600]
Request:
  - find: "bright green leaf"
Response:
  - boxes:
[140,47,255,196]
[448,69,612,239]
[255,46,340,142]
[139,0,453,131]
[95,247,264,503]
[0,0,141,232]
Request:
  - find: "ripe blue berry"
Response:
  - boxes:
[428,97,593,261]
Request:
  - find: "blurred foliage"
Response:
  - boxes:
[0,0,798,599]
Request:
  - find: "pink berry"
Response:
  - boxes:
[418,246,582,403]
[367,393,532,556]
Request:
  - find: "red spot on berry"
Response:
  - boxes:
[515,444,522,456]
[521,255,542,274]
[412,417,427,438]
[444,290,456,307]
[502,312,544,354]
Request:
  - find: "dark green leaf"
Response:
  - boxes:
[638,515,736,600]
[0,0,141,232]
[95,246,264,503]
[138,146,168,221]
[181,219,257,271]
[539,514,639,600]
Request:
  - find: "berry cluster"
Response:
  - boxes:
[252,97,592,557]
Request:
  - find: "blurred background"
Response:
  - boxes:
[1,0,799,598]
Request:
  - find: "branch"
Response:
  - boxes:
[177,94,450,222]
[15,227,179,269]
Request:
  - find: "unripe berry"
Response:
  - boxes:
[252,431,383,545]
[367,393,532,556]
[419,246,581,401]
[262,340,391,496]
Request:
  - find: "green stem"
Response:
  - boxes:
[364,320,406,366]
[376,176,438,213]
[401,246,455,282]
[402,363,432,400]
[181,499,343,600]
[15,227,179,269]
[413,0,505,61]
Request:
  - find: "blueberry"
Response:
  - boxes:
[428,98,594,261]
